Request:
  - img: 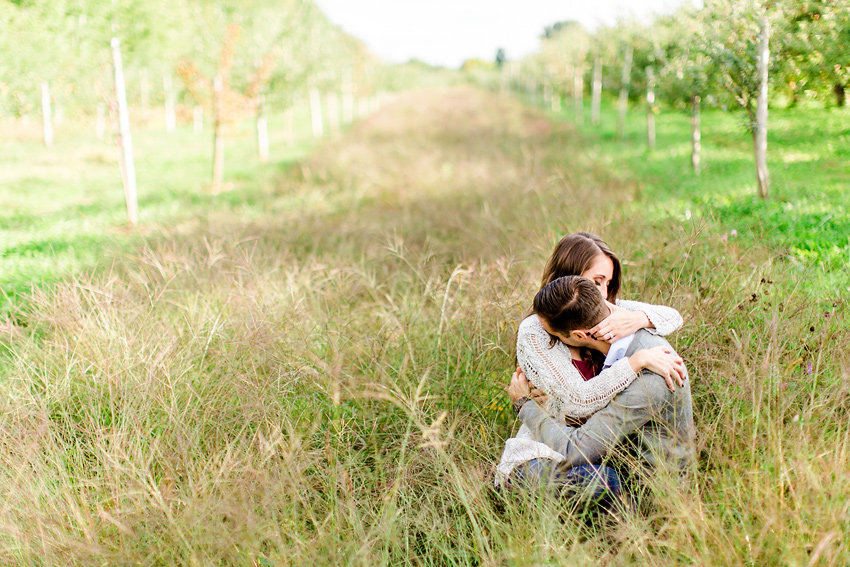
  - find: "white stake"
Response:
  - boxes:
[309,88,323,137]
[41,81,53,148]
[755,15,770,198]
[617,46,633,139]
[573,66,584,125]
[591,58,602,126]
[691,95,701,174]
[111,38,138,225]
[646,66,656,150]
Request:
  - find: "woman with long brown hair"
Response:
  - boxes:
[496,232,686,492]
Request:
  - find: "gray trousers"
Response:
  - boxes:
[519,329,695,473]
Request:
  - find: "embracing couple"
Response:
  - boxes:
[496,232,695,504]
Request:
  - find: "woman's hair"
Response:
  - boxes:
[534,276,609,338]
[540,232,621,302]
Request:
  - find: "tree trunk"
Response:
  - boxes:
[591,58,602,126]
[164,74,176,134]
[646,67,656,150]
[691,95,701,175]
[327,91,340,133]
[834,83,846,107]
[543,82,552,111]
[527,77,538,106]
[309,87,323,138]
[41,81,53,148]
[111,38,138,225]
[212,75,225,190]
[574,66,583,125]
[256,95,269,162]
[193,105,203,133]
[755,16,770,199]
[617,46,633,139]
[96,102,106,140]
[342,70,354,124]
[54,101,64,127]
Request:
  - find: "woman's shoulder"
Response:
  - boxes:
[518,314,545,336]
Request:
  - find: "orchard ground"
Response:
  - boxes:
[1,86,848,565]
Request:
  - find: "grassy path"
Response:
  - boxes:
[2,87,848,565]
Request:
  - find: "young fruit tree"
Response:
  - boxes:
[539,21,590,122]
[693,0,785,198]
[178,23,277,191]
[782,0,850,107]
[657,11,713,174]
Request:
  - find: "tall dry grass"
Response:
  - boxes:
[1,87,847,565]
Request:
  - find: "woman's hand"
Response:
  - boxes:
[628,346,687,392]
[508,368,549,406]
[508,367,531,403]
[589,301,654,343]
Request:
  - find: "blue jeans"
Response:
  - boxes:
[508,459,622,507]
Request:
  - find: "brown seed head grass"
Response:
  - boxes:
[0,87,847,565]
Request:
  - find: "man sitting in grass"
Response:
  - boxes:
[508,275,695,492]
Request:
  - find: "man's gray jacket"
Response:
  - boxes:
[518,329,696,472]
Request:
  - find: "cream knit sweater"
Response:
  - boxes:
[495,300,683,487]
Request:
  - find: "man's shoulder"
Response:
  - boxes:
[626,329,674,354]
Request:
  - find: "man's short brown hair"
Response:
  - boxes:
[533,276,609,337]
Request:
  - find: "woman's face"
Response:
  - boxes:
[581,254,614,301]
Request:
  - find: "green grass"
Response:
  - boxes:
[1,86,848,565]
[0,100,324,316]
[558,99,850,293]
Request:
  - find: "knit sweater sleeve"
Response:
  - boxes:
[516,315,638,419]
[616,299,683,337]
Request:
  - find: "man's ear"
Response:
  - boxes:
[570,330,590,342]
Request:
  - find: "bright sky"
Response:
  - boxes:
[314,0,696,69]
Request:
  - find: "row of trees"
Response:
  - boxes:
[513,0,850,199]
[1,0,384,223]
[0,0,378,121]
